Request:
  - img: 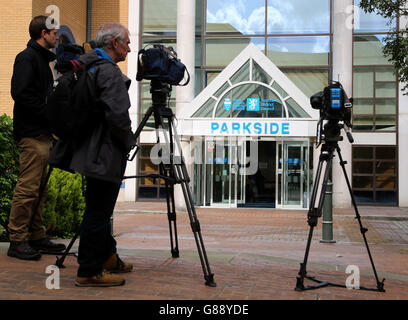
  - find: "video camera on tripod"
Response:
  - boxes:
[310,81,354,147]
[295,81,385,293]
[128,44,216,287]
[136,44,190,86]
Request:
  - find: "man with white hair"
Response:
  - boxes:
[57,22,136,287]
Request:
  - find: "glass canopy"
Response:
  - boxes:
[192,58,311,119]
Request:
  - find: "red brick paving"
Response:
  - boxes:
[0,202,407,300]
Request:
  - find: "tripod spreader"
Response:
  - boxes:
[307,208,321,228]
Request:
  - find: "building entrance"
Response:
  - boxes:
[193,138,311,209]
[244,141,276,207]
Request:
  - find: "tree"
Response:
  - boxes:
[359,0,408,93]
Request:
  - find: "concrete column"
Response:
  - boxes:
[174,0,196,211]
[331,0,353,208]
[121,0,141,201]
[399,13,408,206]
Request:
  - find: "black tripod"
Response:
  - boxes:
[295,120,385,292]
[124,80,216,287]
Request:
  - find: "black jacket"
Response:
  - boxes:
[11,39,56,141]
[49,50,136,184]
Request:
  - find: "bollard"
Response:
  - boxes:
[320,179,336,243]
[110,216,114,236]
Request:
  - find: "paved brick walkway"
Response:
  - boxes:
[0,202,408,300]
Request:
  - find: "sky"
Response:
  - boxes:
[206,0,393,53]
[206,0,331,35]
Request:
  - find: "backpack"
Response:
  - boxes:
[54,43,84,73]
[45,59,97,140]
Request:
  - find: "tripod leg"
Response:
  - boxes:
[55,174,85,268]
[335,146,385,292]
[296,147,334,291]
[165,115,216,287]
[174,161,216,287]
[55,226,80,268]
[161,162,180,258]
[154,110,181,259]
[143,100,215,286]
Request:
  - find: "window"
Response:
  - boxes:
[352,146,397,205]
[354,0,396,33]
[192,58,312,119]
[352,0,398,133]
[352,37,397,132]
[143,0,177,36]
[267,36,330,67]
[206,0,330,35]
[137,145,166,200]
[201,0,332,97]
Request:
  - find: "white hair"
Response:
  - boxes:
[95,22,129,49]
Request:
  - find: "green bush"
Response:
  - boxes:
[0,114,84,240]
[43,168,85,238]
[0,114,19,240]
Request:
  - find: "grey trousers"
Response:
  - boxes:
[8,134,51,242]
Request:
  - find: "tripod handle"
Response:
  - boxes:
[343,124,354,143]
[346,131,354,143]
[127,144,140,162]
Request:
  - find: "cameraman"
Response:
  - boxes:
[64,23,135,287]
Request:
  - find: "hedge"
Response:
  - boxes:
[0,114,84,240]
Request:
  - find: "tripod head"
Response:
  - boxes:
[150,80,172,108]
[316,119,354,147]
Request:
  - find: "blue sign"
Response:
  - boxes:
[211,122,290,135]
[224,98,232,111]
[247,98,260,111]
[331,88,341,109]
[331,100,341,109]
[260,99,277,111]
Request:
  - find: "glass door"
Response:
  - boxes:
[277,141,310,208]
[237,137,246,206]
[205,137,242,207]
[284,144,303,206]
[212,140,229,205]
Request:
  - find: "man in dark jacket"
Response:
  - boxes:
[7,16,66,261]
[59,22,135,287]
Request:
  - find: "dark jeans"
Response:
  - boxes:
[77,176,121,277]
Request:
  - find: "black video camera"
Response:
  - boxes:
[136,44,190,86]
[311,81,353,125]
[311,81,354,146]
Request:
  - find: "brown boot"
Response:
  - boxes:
[103,253,133,273]
[75,271,125,287]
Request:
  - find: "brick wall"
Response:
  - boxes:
[32,0,87,45]
[0,0,130,117]
[0,0,32,117]
[92,0,129,75]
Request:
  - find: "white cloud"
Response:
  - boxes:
[207,4,265,34]
[207,1,330,35]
